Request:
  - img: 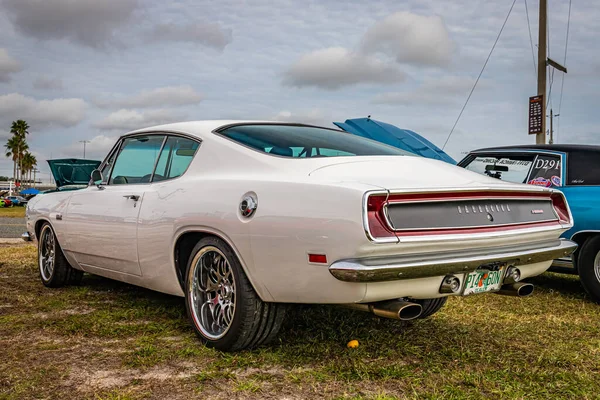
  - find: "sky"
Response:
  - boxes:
[0,0,598,183]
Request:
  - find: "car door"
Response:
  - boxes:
[64,134,166,276]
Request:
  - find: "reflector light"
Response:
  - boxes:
[308,254,327,264]
[550,192,571,224]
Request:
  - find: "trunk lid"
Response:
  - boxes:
[47,158,101,189]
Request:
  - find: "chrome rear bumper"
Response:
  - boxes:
[329,239,578,283]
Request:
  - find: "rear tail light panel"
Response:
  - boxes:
[364,189,573,243]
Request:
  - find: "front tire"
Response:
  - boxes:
[578,235,600,304]
[184,237,286,351]
[38,223,83,287]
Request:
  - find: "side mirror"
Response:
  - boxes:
[91,169,104,188]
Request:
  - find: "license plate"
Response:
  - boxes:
[463,267,504,295]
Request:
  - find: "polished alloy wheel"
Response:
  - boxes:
[189,246,236,340]
[39,226,56,281]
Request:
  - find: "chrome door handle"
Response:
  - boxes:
[123,195,140,201]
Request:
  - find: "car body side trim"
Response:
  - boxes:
[329,239,578,282]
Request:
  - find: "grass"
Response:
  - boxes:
[1,244,600,399]
[0,206,26,218]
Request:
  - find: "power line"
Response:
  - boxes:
[556,0,572,142]
[524,0,537,74]
[442,0,518,150]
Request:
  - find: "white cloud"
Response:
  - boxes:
[0,48,22,82]
[272,109,333,127]
[32,76,64,91]
[95,86,202,109]
[283,47,406,90]
[94,109,186,131]
[1,0,139,48]
[372,76,481,105]
[0,93,87,128]
[361,12,456,67]
[63,135,117,160]
[146,22,232,50]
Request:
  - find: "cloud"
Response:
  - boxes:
[95,86,202,109]
[146,22,232,50]
[94,109,186,131]
[1,0,139,48]
[0,93,87,128]
[0,48,22,82]
[63,134,117,160]
[32,76,63,91]
[372,76,481,105]
[361,12,456,67]
[283,47,406,90]
[273,109,333,127]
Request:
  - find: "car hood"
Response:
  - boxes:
[307,156,544,192]
[334,118,456,164]
[47,158,101,188]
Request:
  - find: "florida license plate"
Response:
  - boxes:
[463,267,504,295]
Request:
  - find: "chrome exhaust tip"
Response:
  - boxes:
[496,282,534,297]
[342,300,423,321]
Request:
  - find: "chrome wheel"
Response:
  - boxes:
[188,246,236,340]
[39,225,56,282]
[594,250,600,283]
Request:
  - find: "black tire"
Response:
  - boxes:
[184,237,286,351]
[414,297,448,319]
[577,235,600,304]
[38,223,83,287]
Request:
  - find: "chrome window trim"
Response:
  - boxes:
[97,130,202,187]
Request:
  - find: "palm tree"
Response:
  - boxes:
[4,135,22,181]
[10,120,30,184]
[22,153,37,187]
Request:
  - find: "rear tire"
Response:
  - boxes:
[184,237,286,351]
[577,235,600,304]
[38,223,83,287]
[414,297,448,319]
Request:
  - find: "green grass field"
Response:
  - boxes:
[0,206,26,218]
[1,244,599,399]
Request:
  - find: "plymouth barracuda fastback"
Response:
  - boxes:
[24,121,577,350]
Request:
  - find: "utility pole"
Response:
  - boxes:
[549,109,559,144]
[536,0,547,144]
[79,140,91,158]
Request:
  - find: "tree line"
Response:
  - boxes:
[3,120,37,186]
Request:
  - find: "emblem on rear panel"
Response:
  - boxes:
[531,209,544,214]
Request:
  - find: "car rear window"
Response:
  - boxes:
[462,153,563,187]
[217,124,412,158]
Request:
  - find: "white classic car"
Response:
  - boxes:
[25,121,577,351]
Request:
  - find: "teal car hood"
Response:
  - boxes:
[47,158,101,189]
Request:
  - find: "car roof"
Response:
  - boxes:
[470,144,600,153]
[124,120,338,139]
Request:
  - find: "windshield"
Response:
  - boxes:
[217,124,413,158]
[463,153,562,187]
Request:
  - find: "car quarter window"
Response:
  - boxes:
[152,136,200,182]
[109,135,166,185]
[218,124,410,157]
[567,150,600,185]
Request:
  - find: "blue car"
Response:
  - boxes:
[458,144,600,302]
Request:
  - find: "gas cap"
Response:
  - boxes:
[240,194,258,218]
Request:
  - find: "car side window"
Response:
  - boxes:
[567,150,600,185]
[99,147,118,184]
[109,135,166,185]
[153,136,199,182]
